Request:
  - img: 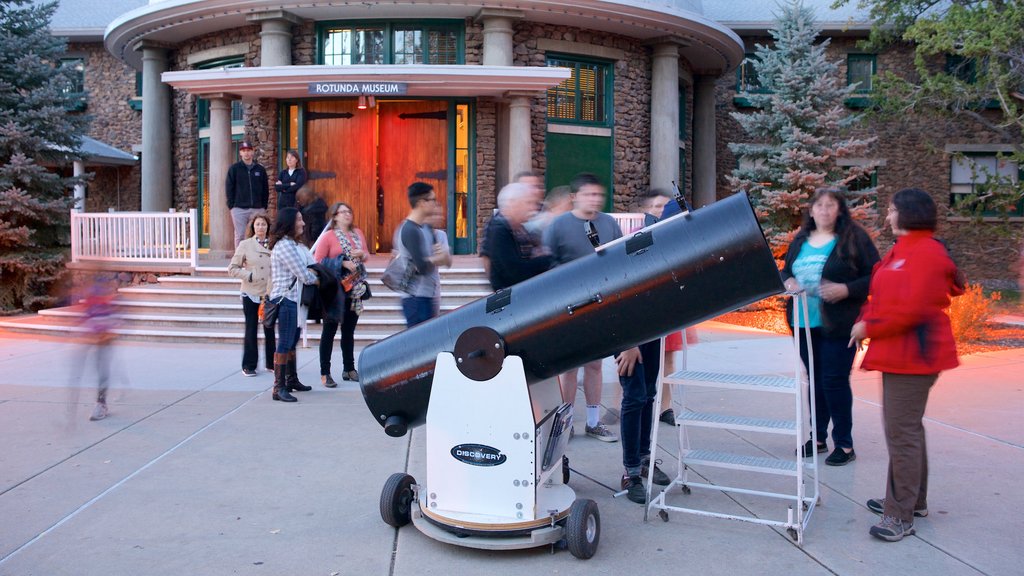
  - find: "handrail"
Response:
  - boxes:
[610,212,647,236]
[70,209,199,268]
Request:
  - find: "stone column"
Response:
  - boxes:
[208,97,235,256]
[506,93,534,180]
[139,43,172,212]
[73,160,85,211]
[692,75,717,208]
[477,9,522,66]
[650,42,680,193]
[248,11,302,67]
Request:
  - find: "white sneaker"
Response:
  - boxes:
[89,403,108,421]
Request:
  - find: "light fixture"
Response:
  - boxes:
[368,95,376,108]
[357,95,367,109]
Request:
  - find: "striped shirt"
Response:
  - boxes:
[270,237,316,302]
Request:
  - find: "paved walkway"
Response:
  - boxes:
[0,322,1021,575]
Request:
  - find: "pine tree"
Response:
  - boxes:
[0,0,88,311]
[729,0,879,256]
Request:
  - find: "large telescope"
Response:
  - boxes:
[359,192,783,437]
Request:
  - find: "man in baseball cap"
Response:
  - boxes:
[226,140,269,247]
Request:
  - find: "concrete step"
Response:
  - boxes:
[158,274,492,292]
[0,314,399,345]
[38,308,412,332]
[100,299,463,318]
[117,286,489,305]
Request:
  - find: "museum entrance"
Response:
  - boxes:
[294,99,473,253]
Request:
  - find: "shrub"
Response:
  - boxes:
[948,284,1000,343]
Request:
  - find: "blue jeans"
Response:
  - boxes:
[619,339,661,475]
[274,298,300,354]
[798,327,857,449]
[402,296,435,328]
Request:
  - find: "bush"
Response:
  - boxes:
[948,284,1000,343]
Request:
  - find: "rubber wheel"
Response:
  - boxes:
[565,499,600,559]
[562,455,570,484]
[380,473,416,528]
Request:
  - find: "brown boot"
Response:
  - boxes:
[272,353,296,402]
[286,351,311,392]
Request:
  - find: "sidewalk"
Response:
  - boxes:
[0,322,1021,575]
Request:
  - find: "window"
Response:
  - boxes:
[846,169,877,192]
[196,57,245,128]
[736,54,765,93]
[945,55,978,84]
[847,54,876,93]
[319,21,463,65]
[545,56,611,125]
[60,58,85,110]
[950,153,1022,215]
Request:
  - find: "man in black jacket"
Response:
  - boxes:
[227,141,269,248]
[486,182,551,290]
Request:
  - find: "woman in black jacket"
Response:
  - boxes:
[274,150,307,210]
[781,187,880,466]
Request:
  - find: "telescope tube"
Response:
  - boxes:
[360,192,784,436]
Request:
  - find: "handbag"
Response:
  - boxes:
[261,297,279,328]
[381,254,413,294]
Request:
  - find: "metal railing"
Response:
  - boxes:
[70,209,199,268]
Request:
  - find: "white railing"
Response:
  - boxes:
[70,209,199,268]
[611,212,647,235]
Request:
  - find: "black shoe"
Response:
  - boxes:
[273,387,297,402]
[241,368,257,377]
[621,474,646,504]
[867,498,928,518]
[322,374,338,388]
[659,409,676,426]
[825,447,856,466]
[342,370,359,382]
[641,458,671,486]
[799,439,828,458]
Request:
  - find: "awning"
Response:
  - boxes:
[79,136,138,166]
[162,65,572,99]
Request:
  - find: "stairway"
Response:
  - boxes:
[0,257,491,344]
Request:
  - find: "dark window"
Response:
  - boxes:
[846,169,877,192]
[195,57,245,128]
[945,55,978,84]
[60,58,85,110]
[736,54,765,93]
[545,56,611,125]
[320,21,463,65]
[847,54,876,93]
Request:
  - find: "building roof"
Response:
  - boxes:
[38,0,148,40]
[704,1,873,32]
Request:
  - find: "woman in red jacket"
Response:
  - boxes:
[851,187,963,542]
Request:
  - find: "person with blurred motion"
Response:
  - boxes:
[850,188,963,542]
[486,182,552,291]
[297,186,328,248]
[314,202,368,387]
[782,187,880,467]
[274,150,306,210]
[480,171,544,275]
[228,211,275,377]
[394,182,448,327]
[80,272,119,421]
[426,204,452,316]
[543,172,620,442]
[226,141,269,248]
[268,208,318,402]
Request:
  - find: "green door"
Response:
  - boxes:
[545,132,613,209]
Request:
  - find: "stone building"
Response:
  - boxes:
[48,0,1021,284]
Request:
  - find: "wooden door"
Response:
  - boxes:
[305,100,378,250]
[377,101,449,252]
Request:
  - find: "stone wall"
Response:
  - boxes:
[513,23,653,211]
[71,42,142,212]
[475,99,498,241]
[718,36,1023,285]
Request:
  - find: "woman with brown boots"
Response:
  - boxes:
[268,207,318,402]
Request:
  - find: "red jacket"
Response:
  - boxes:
[859,231,962,374]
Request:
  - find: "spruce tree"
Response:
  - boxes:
[0,0,88,310]
[729,0,879,256]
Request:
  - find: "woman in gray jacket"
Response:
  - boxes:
[228,211,275,376]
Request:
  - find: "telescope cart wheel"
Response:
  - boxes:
[565,499,600,559]
[562,455,570,484]
[380,473,416,528]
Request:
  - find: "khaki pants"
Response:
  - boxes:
[882,372,938,522]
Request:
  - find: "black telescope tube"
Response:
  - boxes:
[359,192,784,436]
